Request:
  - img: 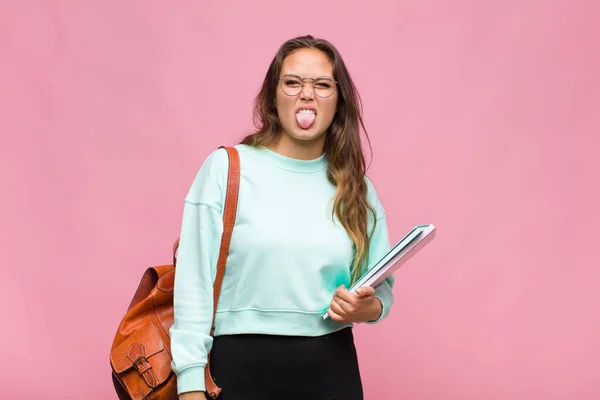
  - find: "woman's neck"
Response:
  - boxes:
[268,133,326,160]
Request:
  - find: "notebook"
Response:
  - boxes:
[322,223,436,320]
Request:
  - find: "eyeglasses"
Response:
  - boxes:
[278,74,338,98]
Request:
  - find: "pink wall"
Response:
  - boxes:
[1,1,599,399]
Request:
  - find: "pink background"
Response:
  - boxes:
[1,1,599,399]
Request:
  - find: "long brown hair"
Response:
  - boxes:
[241,35,376,285]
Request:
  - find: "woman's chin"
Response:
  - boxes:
[287,124,324,142]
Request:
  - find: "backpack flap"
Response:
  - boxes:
[110,322,173,400]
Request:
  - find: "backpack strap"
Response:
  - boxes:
[205,146,240,399]
[211,146,240,334]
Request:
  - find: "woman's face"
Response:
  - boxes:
[275,48,339,147]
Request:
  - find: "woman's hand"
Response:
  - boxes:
[327,285,382,323]
[179,391,207,400]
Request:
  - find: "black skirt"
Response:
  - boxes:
[209,327,364,400]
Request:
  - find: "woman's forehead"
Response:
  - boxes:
[281,48,334,78]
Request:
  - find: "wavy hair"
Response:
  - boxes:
[240,35,376,284]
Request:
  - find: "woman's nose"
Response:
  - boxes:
[300,82,315,100]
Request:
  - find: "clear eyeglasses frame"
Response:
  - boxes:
[278,74,338,98]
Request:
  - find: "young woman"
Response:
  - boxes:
[171,35,395,400]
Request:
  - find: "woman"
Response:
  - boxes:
[171,35,395,400]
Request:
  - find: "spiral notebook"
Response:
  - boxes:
[322,223,436,320]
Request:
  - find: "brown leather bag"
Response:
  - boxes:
[110,146,240,400]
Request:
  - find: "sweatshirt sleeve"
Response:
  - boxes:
[169,149,229,394]
[363,176,395,324]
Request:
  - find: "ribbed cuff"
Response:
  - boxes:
[365,296,385,324]
[176,365,206,395]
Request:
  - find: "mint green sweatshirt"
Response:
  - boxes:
[170,144,394,394]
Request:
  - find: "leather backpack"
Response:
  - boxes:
[109,146,240,400]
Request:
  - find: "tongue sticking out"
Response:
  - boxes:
[296,111,316,129]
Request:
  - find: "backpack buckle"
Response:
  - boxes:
[132,355,152,375]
